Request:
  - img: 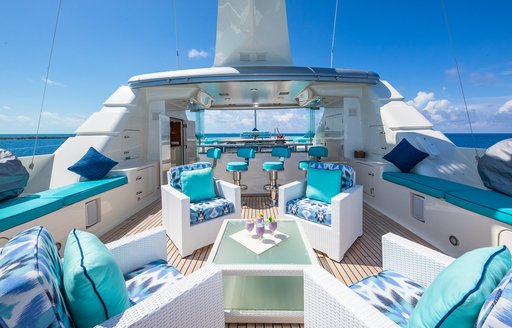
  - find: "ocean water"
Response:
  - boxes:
[0,133,510,157]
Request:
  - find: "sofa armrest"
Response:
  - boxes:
[215,179,241,212]
[278,179,306,215]
[161,185,190,250]
[382,233,454,288]
[331,185,363,230]
[106,227,168,275]
[98,264,225,328]
[304,266,398,328]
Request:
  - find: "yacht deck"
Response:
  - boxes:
[101,196,432,327]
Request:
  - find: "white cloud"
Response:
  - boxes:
[15,115,32,122]
[2,105,12,111]
[444,67,458,79]
[188,49,208,59]
[407,91,475,126]
[41,77,65,87]
[408,91,512,132]
[498,99,512,114]
[0,114,8,121]
[41,111,86,128]
[203,109,310,133]
[469,72,496,85]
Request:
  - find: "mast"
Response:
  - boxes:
[214,0,293,67]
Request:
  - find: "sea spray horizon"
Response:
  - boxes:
[0,133,510,157]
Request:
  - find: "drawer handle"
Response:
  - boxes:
[124,135,130,139]
[124,151,130,154]
[381,147,387,150]
[368,173,374,176]
[136,176,142,181]
[136,191,143,195]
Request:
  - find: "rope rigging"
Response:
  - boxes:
[330,0,340,68]
[440,0,480,158]
[173,0,180,69]
[29,0,63,170]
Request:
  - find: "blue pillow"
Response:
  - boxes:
[306,167,342,204]
[63,229,130,328]
[476,268,512,327]
[383,139,428,173]
[408,246,511,328]
[181,167,216,202]
[0,226,74,328]
[68,147,118,180]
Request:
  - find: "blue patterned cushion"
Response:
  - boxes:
[476,268,512,327]
[168,162,211,190]
[286,197,332,226]
[308,162,355,191]
[0,226,73,328]
[190,197,235,226]
[124,259,183,305]
[350,270,424,328]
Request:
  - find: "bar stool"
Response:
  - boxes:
[226,147,255,191]
[298,146,329,174]
[263,147,292,206]
[206,147,222,168]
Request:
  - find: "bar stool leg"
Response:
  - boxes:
[264,170,279,207]
[232,171,248,206]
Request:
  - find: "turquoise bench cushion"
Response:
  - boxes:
[38,176,128,206]
[227,161,248,171]
[0,196,64,232]
[445,189,512,225]
[383,172,474,198]
[263,161,284,171]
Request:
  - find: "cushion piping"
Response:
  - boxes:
[446,192,510,216]
[73,229,109,320]
[436,246,508,327]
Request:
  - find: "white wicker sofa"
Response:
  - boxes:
[0,226,225,328]
[161,162,241,257]
[279,162,363,262]
[303,233,454,327]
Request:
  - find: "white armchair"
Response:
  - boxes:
[279,178,363,262]
[162,178,241,257]
[99,227,225,327]
[303,233,454,328]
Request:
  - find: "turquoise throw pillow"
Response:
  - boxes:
[181,167,216,202]
[408,246,511,328]
[306,167,342,204]
[63,229,130,328]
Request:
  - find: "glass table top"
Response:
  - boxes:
[212,220,313,265]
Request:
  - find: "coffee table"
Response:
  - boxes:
[208,219,318,323]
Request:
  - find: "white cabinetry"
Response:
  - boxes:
[111,162,158,202]
[354,161,377,197]
[366,125,387,156]
[134,165,157,201]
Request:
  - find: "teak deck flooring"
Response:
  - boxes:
[101,196,432,328]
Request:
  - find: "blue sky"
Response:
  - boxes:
[1,0,511,134]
